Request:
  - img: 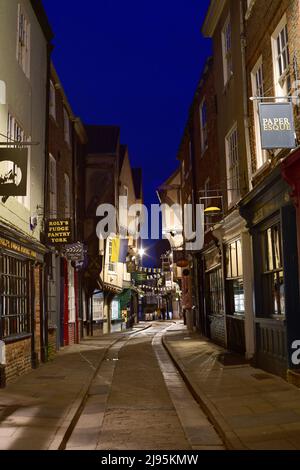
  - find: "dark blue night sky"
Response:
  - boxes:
[42,0,212,264]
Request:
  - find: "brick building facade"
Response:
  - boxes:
[46,64,81,351]
[239,0,300,377]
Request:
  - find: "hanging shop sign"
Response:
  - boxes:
[46,219,72,244]
[259,102,296,149]
[0,148,28,196]
[126,260,136,273]
[63,242,84,261]
[132,272,147,282]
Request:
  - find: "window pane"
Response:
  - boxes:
[231,242,237,277]
[226,246,232,278]
[273,271,285,315]
[233,279,244,314]
[237,239,243,277]
[273,224,281,269]
[266,228,274,271]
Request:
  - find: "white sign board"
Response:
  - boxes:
[111,300,120,320]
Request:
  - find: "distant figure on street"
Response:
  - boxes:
[161,307,166,321]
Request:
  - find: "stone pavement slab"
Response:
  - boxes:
[163,322,300,451]
[0,326,149,450]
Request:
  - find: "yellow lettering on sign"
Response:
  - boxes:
[0,237,36,258]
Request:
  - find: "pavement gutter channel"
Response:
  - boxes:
[162,333,247,451]
[49,323,152,451]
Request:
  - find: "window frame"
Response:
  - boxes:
[225,239,245,316]
[49,154,57,217]
[0,252,30,340]
[271,15,291,99]
[64,173,71,218]
[16,4,31,78]
[261,221,285,318]
[108,239,117,273]
[221,14,233,86]
[225,124,240,207]
[206,266,225,317]
[251,56,268,170]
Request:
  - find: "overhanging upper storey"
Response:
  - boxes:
[202,0,226,38]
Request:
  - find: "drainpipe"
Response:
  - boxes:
[240,1,256,360]
[189,126,201,331]
[240,0,253,192]
[30,262,38,368]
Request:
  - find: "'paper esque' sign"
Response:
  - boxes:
[259,102,296,149]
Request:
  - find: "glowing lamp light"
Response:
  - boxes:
[204,206,221,213]
[138,248,145,257]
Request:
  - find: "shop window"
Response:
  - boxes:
[206,267,224,316]
[0,254,30,339]
[226,239,245,315]
[262,223,285,317]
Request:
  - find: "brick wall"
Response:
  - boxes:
[5,339,32,383]
[68,323,76,345]
[246,0,300,179]
[47,328,57,360]
[48,68,73,221]
[211,0,249,206]
[192,59,220,197]
[209,315,226,348]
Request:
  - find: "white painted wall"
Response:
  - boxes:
[0,0,47,239]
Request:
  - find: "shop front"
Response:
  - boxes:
[240,166,300,377]
[203,244,226,347]
[0,226,46,385]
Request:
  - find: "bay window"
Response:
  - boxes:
[226,239,244,316]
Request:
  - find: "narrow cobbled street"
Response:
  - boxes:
[66,323,224,450]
